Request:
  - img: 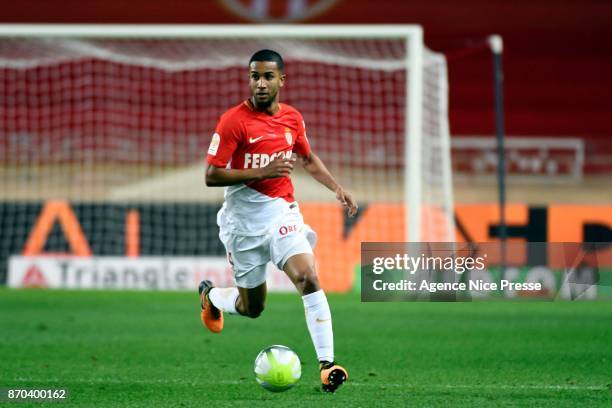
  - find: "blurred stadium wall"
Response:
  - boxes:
[2,0,611,167]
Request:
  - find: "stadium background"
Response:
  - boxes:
[1,2,611,407]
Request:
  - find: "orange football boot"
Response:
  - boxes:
[320,361,348,392]
[198,280,223,333]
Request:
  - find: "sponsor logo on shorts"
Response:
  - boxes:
[279,225,298,236]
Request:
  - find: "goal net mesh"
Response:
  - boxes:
[0,36,454,290]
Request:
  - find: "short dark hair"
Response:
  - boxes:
[249,49,284,72]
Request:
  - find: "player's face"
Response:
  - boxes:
[249,61,285,108]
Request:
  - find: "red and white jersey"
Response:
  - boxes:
[207,99,311,236]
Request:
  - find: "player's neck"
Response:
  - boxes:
[250,97,280,115]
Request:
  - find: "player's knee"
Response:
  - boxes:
[294,265,320,294]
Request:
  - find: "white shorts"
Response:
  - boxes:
[219,203,317,289]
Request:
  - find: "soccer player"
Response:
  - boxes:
[200,49,357,393]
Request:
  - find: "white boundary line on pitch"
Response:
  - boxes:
[10,377,609,391]
[355,383,608,391]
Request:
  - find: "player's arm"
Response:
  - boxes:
[205,165,260,186]
[206,157,296,187]
[300,152,358,217]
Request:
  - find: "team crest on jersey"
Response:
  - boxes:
[284,128,292,146]
[217,0,340,23]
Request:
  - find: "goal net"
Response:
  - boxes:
[0,25,454,291]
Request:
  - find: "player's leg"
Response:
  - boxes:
[283,254,331,363]
[282,252,320,294]
[283,253,348,392]
[200,280,267,332]
[200,272,268,331]
[271,205,347,391]
[235,282,267,318]
[200,234,270,332]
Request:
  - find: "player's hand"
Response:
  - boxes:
[335,187,358,217]
[259,155,296,179]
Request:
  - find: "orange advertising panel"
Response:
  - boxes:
[301,203,405,292]
[22,200,92,256]
[548,205,612,268]
[18,201,612,292]
[302,203,612,292]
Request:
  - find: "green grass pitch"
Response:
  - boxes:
[1,288,611,407]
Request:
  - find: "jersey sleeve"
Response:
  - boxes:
[293,115,311,157]
[206,113,243,167]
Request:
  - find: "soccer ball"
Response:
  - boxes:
[254,345,301,392]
